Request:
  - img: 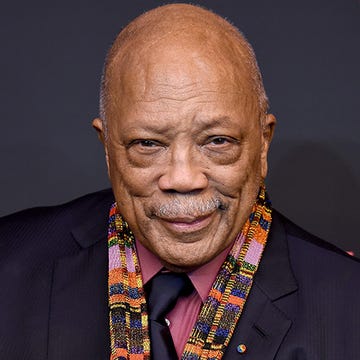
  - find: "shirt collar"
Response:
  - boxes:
[136,238,235,303]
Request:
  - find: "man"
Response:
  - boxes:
[0,3,359,360]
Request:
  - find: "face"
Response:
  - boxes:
[94,44,275,271]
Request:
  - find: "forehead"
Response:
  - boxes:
[108,83,258,142]
[109,40,255,105]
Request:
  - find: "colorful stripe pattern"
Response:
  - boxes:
[108,185,272,360]
[108,208,150,359]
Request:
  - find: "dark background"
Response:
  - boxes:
[1,0,359,255]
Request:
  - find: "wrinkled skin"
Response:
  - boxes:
[93,7,275,272]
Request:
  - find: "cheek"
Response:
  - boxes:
[108,155,156,236]
[210,149,262,198]
[108,149,159,198]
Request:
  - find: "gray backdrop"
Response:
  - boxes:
[1,0,359,255]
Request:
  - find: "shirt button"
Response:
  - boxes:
[165,318,171,326]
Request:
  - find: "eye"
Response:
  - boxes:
[128,139,162,147]
[137,139,159,147]
[205,136,237,147]
[127,139,165,154]
[202,135,241,164]
[209,137,230,145]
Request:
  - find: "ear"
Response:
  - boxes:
[260,113,276,179]
[92,118,106,144]
[92,118,110,173]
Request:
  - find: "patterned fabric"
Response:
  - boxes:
[108,186,272,360]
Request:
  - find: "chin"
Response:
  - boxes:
[157,242,221,272]
[160,257,206,272]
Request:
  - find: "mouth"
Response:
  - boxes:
[157,212,215,234]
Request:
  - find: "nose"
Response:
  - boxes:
[158,147,208,193]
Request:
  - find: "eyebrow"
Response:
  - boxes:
[193,116,234,131]
[124,115,235,136]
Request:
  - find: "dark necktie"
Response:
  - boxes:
[145,272,193,360]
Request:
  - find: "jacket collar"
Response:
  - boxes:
[71,188,114,248]
[48,190,114,360]
[254,209,298,300]
[224,209,298,360]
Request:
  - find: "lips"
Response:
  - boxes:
[157,212,215,234]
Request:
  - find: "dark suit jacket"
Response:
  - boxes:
[1,189,359,359]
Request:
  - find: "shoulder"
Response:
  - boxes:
[0,188,114,228]
[0,188,114,265]
[273,209,360,288]
[274,209,358,261]
[0,188,114,230]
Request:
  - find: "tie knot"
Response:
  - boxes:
[146,272,193,323]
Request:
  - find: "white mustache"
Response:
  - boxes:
[149,197,227,218]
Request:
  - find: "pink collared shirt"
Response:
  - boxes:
[136,239,235,358]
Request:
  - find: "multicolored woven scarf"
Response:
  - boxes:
[108,186,272,360]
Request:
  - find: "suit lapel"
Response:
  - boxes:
[223,211,298,359]
[47,201,111,360]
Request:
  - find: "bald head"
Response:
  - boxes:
[99,4,268,132]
